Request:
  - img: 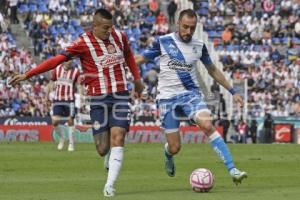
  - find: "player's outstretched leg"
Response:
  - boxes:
[164,143,176,177]
[195,111,247,185]
[209,131,247,184]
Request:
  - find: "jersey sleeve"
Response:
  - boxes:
[142,37,161,61]
[200,44,213,66]
[62,36,86,59]
[122,32,141,80]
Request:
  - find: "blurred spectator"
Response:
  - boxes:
[249,119,257,144]
[167,0,178,25]
[263,113,274,143]
[9,0,18,24]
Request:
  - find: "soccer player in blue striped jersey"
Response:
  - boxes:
[135,9,247,185]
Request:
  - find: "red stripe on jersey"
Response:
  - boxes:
[81,33,102,95]
[61,85,65,101]
[66,85,71,100]
[111,29,123,51]
[114,64,125,91]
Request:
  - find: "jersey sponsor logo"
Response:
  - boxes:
[167,59,193,72]
[99,54,125,68]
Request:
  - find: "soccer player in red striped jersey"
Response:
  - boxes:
[9,8,144,197]
[49,60,81,152]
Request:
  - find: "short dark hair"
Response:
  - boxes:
[178,9,197,21]
[94,8,113,20]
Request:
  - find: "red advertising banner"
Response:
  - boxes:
[0,125,53,142]
[274,124,293,143]
[0,125,224,143]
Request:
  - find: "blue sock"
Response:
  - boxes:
[209,131,235,171]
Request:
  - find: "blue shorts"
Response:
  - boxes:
[89,91,131,135]
[157,91,210,132]
[52,101,75,118]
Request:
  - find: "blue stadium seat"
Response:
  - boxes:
[67,25,75,34]
[18,4,29,13]
[76,5,85,15]
[272,38,281,45]
[57,26,66,35]
[29,4,38,13]
[38,4,48,13]
[70,19,80,28]
[76,27,84,35]
[292,37,300,45]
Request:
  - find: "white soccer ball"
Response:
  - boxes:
[189,168,214,192]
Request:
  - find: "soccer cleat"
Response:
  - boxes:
[68,143,74,152]
[104,151,110,172]
[164,150,175,177]
[57,138,64,150]
[230,168,248,185]
[103,184,115,197]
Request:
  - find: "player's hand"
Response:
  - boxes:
[8,74,27,86]
[233,94,244,107]
[133,79,145,96]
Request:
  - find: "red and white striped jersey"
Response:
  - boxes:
[52,65,80,101]
[63,29,138,96]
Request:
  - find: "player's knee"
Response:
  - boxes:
[67,118,74,126]
[168,143,181,155]
[197,120,214,135]
[111,133,125,146]
[52,120,59,127]
[96,146,109,157]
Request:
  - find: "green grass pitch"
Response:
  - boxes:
[1,143,300,200]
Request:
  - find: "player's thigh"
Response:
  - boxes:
[194,111,214,133]
[165,131,181,146]
[90,102,109,134]
[93,131,110,145]
[180,93,210,124]
[109,92,131,133]
[51,115,60,126]
[158,99,180,132]
[110,126,127,147]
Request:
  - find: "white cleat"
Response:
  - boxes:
[68,143,74,152]
[103,184,115,197]
[230,168,248,185]
[57,138,64,150]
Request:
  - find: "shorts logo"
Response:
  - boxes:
[93,121,101,130]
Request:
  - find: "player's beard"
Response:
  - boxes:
[180,34,192,43]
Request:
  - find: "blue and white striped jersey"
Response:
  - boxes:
[142,32,213,99]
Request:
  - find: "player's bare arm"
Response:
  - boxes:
[205,63,244,105]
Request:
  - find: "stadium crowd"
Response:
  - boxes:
[196,0,300,118]
[0,0,299,127]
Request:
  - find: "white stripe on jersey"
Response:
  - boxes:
[111,31,127,91]
[82,33,107,94]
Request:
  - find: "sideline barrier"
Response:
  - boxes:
[0,125,223,143]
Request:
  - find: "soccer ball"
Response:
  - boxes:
[189,168,214,192]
